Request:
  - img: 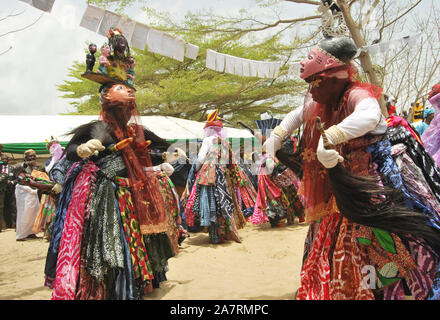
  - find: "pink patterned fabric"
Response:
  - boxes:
[384,240,437,300]
[51,162,99,300]
[183,172,199,227]
[251,162,282,225]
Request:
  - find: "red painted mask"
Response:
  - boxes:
[300,47,345,81]
[101,83,135,107]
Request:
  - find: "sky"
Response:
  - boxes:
[0,0,315,116]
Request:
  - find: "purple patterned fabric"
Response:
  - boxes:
[422,93,440,166]
[392,143,440,219]
[383,240,438,300]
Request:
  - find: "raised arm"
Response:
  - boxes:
[262,105,304,158]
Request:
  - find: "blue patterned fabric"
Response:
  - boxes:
[199,186,211,227]
[113,189,136,300]
[368,139,438,226]
[369,134,440,300]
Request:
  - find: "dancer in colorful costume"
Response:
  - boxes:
[44,28,177,300]
[252,154,304,227]
[184,110,256,244]
[413,107,434,137]
[421,83,440,167]
[249,117,304,227]
[32,137,64,240]
[263,34,440,299]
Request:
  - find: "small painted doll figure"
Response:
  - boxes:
[86,43,97,72]
[98,43,111,75]
[127,57,135,86]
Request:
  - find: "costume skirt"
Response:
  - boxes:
[184,165,242,243]
[297,126,440,300]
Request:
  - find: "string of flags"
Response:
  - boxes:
[18,0,55,13]
[206,49,281,79]
[360,33,422,55]
[79,5,197,62]
[15,1,426,79]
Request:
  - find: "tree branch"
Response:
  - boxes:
[0,12,43,38]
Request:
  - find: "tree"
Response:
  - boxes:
[61,0,438,123]
[58,3,311,124]
[141,0,433,116]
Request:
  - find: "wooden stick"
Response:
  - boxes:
[315,116,333,150]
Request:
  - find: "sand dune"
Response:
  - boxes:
[0,223,308,300]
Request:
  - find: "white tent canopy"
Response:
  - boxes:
[0,115,254,144]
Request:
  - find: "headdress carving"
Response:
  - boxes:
[318,0,349,38]
[82,27,135,90]
[45,136,59,150]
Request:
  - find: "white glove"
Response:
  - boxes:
[77,139,105,159]
[165,148,189,163]
[160,162,175,176]
[254,131,264,144]
[51,183,62,194]
[316,136,344,169]
[262,134,282,159]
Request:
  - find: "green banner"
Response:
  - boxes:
[2,137,258,155]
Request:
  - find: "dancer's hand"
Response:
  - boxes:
[160,162,175,176]
[77,139,105,159]
[316,136,344,168]
[262,134,282,158]
[51,183,62,194]
[164,148,188,163]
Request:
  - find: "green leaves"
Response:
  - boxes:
[58,2,309,126]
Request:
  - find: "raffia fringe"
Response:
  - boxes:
[140,221,169,235]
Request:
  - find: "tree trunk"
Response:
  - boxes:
[336,0,388,116]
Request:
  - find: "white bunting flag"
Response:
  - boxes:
[80,5,105,32]
[234,57,244,76]
[249,60,258,77]
[131,22,150,50]
[206,49,216,70]
[162,34,185,62]
[242,60,251,77]
[257,61,270,78]
[185,43,199,60]
[224,54,236,74]
[19,0,55,13]
[118,16,137,44]
[98,10,121,37]
[214,52,225,72]
[273,63,281,78]
[146,28,164,55]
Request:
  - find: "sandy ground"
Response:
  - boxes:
[0,222,308,300]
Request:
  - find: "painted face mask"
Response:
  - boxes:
[101,83,136,107]
[300,47,345,81]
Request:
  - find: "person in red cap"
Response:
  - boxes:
[183,110,257,244]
